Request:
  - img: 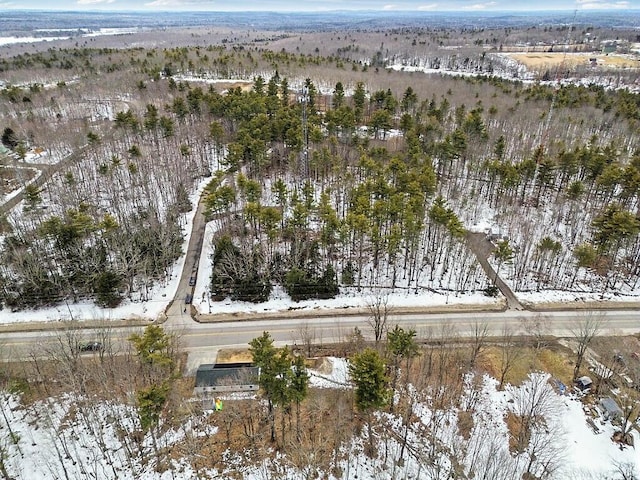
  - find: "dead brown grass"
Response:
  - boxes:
[458,410,474,441]
[505,412,526,453]
[476,341,573,388]
[506,52,640,71]
[216,348,253,364]
[535,348,574,385]
[479,346,532,386]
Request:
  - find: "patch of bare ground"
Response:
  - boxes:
[215,348,253,364]
[478,340,574,388]
[190,387,357,474]
[505,52,640,72]
[506,411,530,454]
[457,409,474,440]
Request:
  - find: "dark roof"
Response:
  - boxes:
[195,364,259,388]
[576,376,592,386]
[600,397,623,417]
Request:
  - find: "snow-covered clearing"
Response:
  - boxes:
[0,29,144,47]
[388,52,640,93]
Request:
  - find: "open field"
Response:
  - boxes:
[506,51,640,71]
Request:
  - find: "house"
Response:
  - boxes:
[601,40,618,54]
[575,376,593,392]
[193,363,259,395]
[485,226,508,243]
[599,397,623,421]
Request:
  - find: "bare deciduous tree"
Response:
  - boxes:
[611,460,638,480]
[499,322,523,389]
[508,373,558,455]
[470,320,490,369]
[366,290,392,345]
[570,311,604,381]
[519,313,550,350]
[296,321,317,357]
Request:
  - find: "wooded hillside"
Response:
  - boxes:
[1,23,639,311]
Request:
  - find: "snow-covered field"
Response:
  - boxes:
[0,359,637,479]
[0,29,143,47]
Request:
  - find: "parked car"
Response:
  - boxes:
[78,341,103,353]
[185,293,193,304]
[189,276,196,286]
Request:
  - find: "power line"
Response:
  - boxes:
[540,9,578,152]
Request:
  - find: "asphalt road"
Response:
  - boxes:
[2,309,638,364]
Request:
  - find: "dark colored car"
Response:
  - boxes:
[189,276,196,286]
[79,341,103,353]
[185,293,193,304]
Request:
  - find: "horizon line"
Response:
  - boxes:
[2,7,639,13]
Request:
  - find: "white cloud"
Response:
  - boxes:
[576,0,630,8]
[144,0,216,6]
[383,4,398,9]
[462,1,497,10]
[77,0,115,4]
[417,3,439,9]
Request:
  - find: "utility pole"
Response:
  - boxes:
[299,85,310,180]
[539,9,578,150]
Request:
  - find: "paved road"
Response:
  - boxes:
[2,309,638,364]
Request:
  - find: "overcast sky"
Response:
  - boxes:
[0,0,637,11]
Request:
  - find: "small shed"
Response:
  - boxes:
[575,376,593,391]
[194,363,259,395]
[486,227,508,243]
[600,397,623,421]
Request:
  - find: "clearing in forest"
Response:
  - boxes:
[506,51,640,72]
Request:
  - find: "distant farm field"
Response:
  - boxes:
[506,52,640,72]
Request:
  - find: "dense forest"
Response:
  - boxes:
[0,24,639,311]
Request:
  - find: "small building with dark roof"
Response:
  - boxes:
[194,363,259,395]
[575,376,593,392]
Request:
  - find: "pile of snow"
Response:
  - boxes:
[308,356,351,388]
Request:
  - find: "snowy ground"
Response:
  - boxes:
[0,177,211,325]
[1,358,637,480]
[388,55,640,94]
[4,183,640,326]
[0,29,144,47]
[2,69,640,325]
